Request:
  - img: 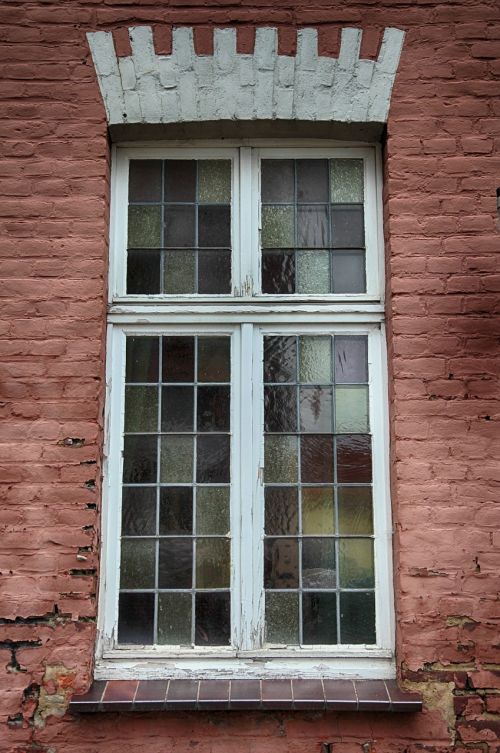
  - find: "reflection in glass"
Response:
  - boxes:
[302,538,336,588]
[265,487,298,535]
[264,336,297,383]
[262,251,295,293]
[118,593,154,644]
[197,386,230,432]
[264,538,299,588]
[195,592,231,645]
[302,593,337,644]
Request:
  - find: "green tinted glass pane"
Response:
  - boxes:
[160,435,193,483]
[158,593,192,645]
[335,386,369,433]
[330,159,364,203]
[338,487,373,535]
[265,592,299,644]
[299,336,331,383]
[196,538,230,588]
[198,160,231,204]
[340,591,375,644]
[264,435,298,483]
[164,250,196,294]
[262,206,295,248]
[196,487,230,535]
[296,250,330,294]
[128,205,162,248]
[339,538,374,588]
[302,487,335,534]
[124,386,158,433]
[120,538,155,589]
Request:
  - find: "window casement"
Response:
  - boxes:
[99,142,394,680]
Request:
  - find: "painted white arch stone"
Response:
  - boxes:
[87,26,405,126]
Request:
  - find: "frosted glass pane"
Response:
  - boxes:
[339,538,374,588]
[198,160,231,203]
[164,250,196,294]
[296,250,330,294]
[160,435,193,483]
[299,336,331,383]
[265,592,299,644]
[262,206,295,248]
[120,538,155,589]
[335,386,369,433]
[302,487,335,535]
[128,206,162,248]
[124,386,158,433]
[330,159,364,203]
[196,487,230,535]
[264,435,298,483]
[196,538,230,588]
[158,593,192,645]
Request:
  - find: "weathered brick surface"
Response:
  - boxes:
[1,1,499,752]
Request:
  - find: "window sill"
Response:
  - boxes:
[69,679,422,713]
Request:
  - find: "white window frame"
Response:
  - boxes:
[97,141,394,680]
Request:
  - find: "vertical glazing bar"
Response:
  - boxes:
[153,335,162,644]
[195,162,199,294]
[160,161,165,294]
[333,335,341,644]
[192,335,198,646]
[238,148,251,296]
[296,335,303,645]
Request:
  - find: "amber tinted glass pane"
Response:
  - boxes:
[198,337,230,382]
[160,435,193,483]
[261,159,294,203]
[335,336,368,384]
[161,386,194,432]
[303,593,337,644]
[196,487,230,535]
[129,160,162,201]
[330,159,364,203]
[264,385,297,432]
[159,487,193,534]
[125,386,158,432]
[296,159,329,203]
[164,160,196,202]
[123,435,157,483]
[196,435,230,483]
[197,249,231,294]
[265,487,298,535]
[297,206,329,248]
[196,538,230,588]
[164,205,195,247]
[118,593,154,644]
[302,538,336,588]
[299,336,331,383]
[302,487,335,535]
[158,538,192,588]
[264,435,298,483]
[296,250,330,294]
[262,251,295,293]
[158,593,192,645]
[336,434,372,483]
[301,435,334,483]
[262,206,295,248]
[164,250,196,294]
[195,592,230,646]
[197,386,230,432]
[127,250,161,294]
[198,160,231,203]
[340,591,375,644]
[299,386,333,433]
[332,251,365,293]
[120,538,156,589]
[264,538,299,589]
[128,205,162,248]
[264,336,297,383]
[339,538,374,588]
[335,386,369,433]
[265,592,299,644]
[331,205,364,248]
[338,487,373,535]
[198,206,231,247]
[162,337,195,383]
[126,337,159,383]
[121,487,156,536]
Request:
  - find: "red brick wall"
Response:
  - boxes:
[1,2,499,751]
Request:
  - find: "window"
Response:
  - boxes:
[99,144,393,679]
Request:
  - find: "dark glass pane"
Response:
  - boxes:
[262,251,295,294]
[264,336,297,384]
[164,205,196,247]
[198,337,230,382]
[196,538,230,588]
[125,386,158,432]
[332,251,366,294]
[126,337,159,383]
[158,538,192,588]
[197,249,231,294]
[297,206,329,248]
[265,592,299,644]
[158,593,192,645]
[340,591,376,644]
[162,337,195,383]
[195,592,230,646]
[336,434,372,483]
[261,159,294,203]
[164,160,196,202]
[129,160,162,202]
[159,487,193,534]
[338,486,373,535]
[296,159,329,203]
[302,538,336,588]
[118,592,154,644]
[128,206,162,248]
[196,434,230,483]
[302,593,337,644]
[127,250,161,294]
[299,386,333,433]
[335,336,368,384]
[198,206,231,247]
[265,487,298,535]
[122,487,156,535]
[264,538,299,589]
[164,250,196,294]
[301,435,334,483]
[264,385,297,432]
[123,435,157,483]
[197,386,230,432]
[120,538,155,589]
[161,386,194,431]
[339,539,374,588]
[331,205,364,248]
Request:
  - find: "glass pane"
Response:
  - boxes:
[198,160,231,204]
[158,593,192,645]
[164,205,195,247]
[303,593,337,644]
[299,386,333,433]
[332,251,366,294]
[339,538,374,588]
[121,487,156,536]
[123,435,157,483]
[338,487,373,535]
[118,593,154,644]
[164,250,196,294]
[302,538,336,588]
[262,206,295,248]
[196,487,230,535]
[127,250,161,294]
[339,591,375,644]
[128,205,162,247]
[330,159,364,203]
[296,250,330,294]
[297,206,328,248]
[336,434,372,483]
[331,205,364,248]
[264,435,298,483]
[162,337,194,383]
[261,159,294,203]
[120,538,155,588]
[302,487,335,535]
[265,592,299,644]
[296,159,329,203]
[125,386,158,432]
[160,435,193,483]
[196,538,230,588]
[198,206,231,247]
[198,337,230,382]
[196,434,230,483]
[197,386,230,432]
[126,337,159,383]
[264,336,297,383]
[195,592,230,646]
[299,336,331,383]
[265,487,298,535]
[264,538,299,588]
[335,336,368,384]
[129,160,162,202]
[159,487,193,534]
[164,160,196,202]
[301,435,334,483]
[197,249,231,294]
[264,385,297,432]
[262,251,295,293]
[158,538,192,588]
[335,386,369,433]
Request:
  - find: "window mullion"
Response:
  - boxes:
[238,147,254,296]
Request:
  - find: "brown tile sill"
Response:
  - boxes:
[69,679,422,713]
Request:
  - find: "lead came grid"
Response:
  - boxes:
[263,335,376,646]
[118,335,232,647]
